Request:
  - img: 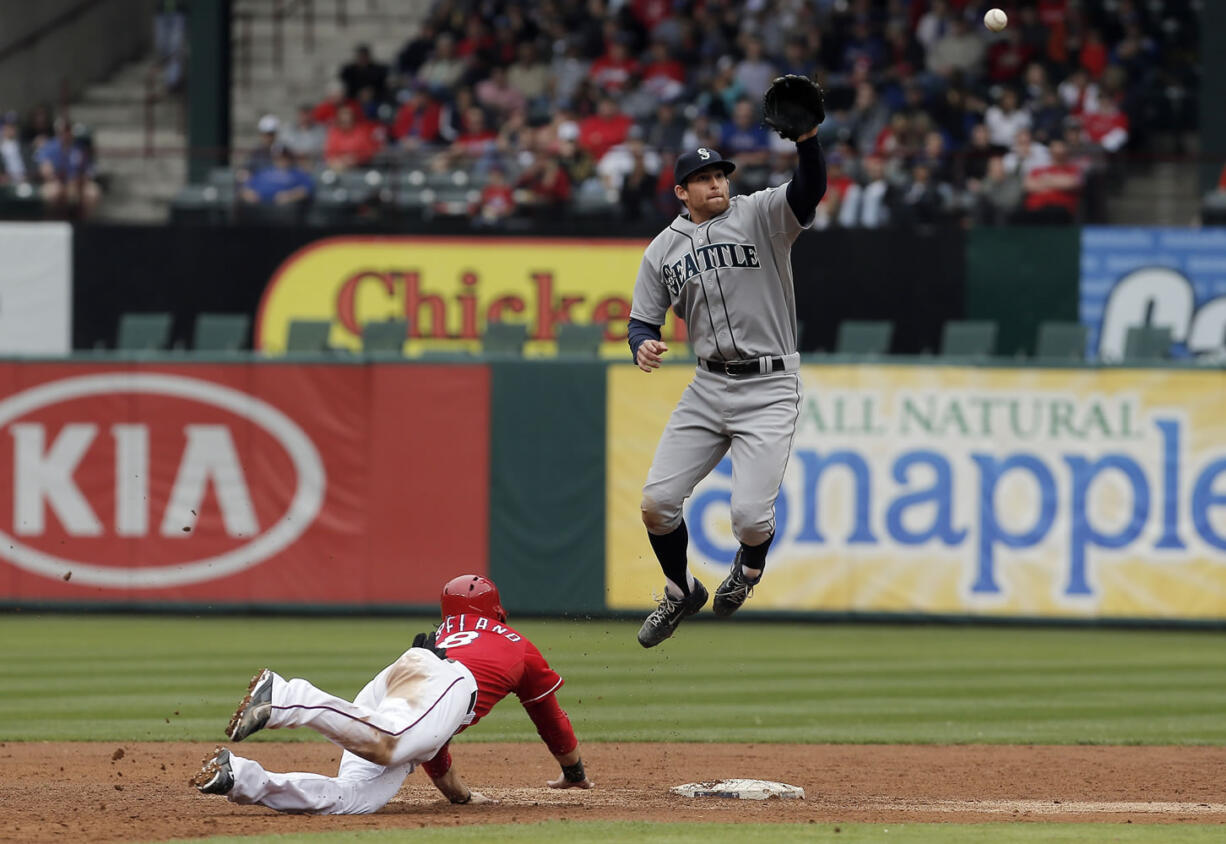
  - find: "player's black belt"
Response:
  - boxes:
[698,356,788,377]
[466,690,477,715]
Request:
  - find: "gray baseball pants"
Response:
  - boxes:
[641,357,802,547]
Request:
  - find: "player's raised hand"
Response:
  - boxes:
[635,339,669,372]
[547,773,594,789]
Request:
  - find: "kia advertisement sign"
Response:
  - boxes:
[0,363,490,605]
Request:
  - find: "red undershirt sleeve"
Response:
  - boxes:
[420,740,452,779]
[523,692,578,756]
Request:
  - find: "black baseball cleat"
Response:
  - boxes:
[226,669,274,741]
[637,580,708,648]
[713,564,761,617]
[190,747,234,795]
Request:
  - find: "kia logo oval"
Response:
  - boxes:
[0,373,325,588]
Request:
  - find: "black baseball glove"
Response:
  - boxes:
[412,629,448,660]
[762,74,826,141]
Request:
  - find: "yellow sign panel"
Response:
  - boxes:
[255,236,686,356]
[607,364,1226,620]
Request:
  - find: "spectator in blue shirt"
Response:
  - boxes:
[719,98,772,192]
[241,144,313,206]
[720,98,772,158]
[38,118,99,218]
[720,99,771,155]
[778,38,817,80]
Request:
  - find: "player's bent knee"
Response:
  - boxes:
[730,507,774,548]
[640,496,681,534]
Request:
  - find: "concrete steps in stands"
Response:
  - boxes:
[62,57,189,223]
[72,1,427,221]
[1106,161,1200,226]
[94,196,171,224]
[229,1,430,157]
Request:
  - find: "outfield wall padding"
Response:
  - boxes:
[965,227,1081,357]
[489,361,607,615]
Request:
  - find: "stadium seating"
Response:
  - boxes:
[835,321,893,356]
[556,323,606,358]
[1123,325,1172,361]
[361,319,409,355]
[117,312,173,351]
[1034,321,1088,362]
[193,313,250,352]
[285,319,334,353]
[482,321,528,357]
[939,321,998,360]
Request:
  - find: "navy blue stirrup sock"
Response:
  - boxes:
[738,533,774,576]
[648,521,691,595]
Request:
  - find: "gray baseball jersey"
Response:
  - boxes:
[629,182,809,361]
[634,180,810,553]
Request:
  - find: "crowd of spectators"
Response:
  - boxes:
[0,106,101,219]
[235,0,1196,228]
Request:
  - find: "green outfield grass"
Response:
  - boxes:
[158,821,1226,843]
[1,614,1224,744]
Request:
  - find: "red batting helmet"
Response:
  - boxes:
[440,574,507,623]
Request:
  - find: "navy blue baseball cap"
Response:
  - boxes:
[674,147,736,186]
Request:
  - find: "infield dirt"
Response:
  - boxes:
[4,742,1225,841]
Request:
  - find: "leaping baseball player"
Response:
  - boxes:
[628,76,828,647]
[190,575,592,812]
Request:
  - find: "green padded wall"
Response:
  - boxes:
[489,361,607,614]
[966,227,1081,357]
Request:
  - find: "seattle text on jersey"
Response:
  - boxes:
[661,242,762,295]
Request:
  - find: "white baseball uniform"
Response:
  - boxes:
[222,649,477,814]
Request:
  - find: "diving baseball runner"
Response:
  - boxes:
[628,93,827,648]
[190,575,591,813]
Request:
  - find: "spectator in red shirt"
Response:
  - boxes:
[630,0,672,33]
[1037,0,1069,26]
[433,105,498,173]
[190,575,592,813]
[452,106,497,158]
[588,38,640,95]
[578,96,632,159]
[472,168,516,226]
[458,15,490,57]
[640,40,685,102]
[456,16,494,61]
[311,80,358,127]
[1219,163,1226,191]
[1079,28,1109,78]
[1080,98,1129,153]
[324,104,381,171]
[987,27,1035,84]
[813,151,855,229]
[515,157,572,214]
[392,86,442,150]
[1023,139,1083,223]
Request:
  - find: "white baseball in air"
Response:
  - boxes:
[984,8,1008,32]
